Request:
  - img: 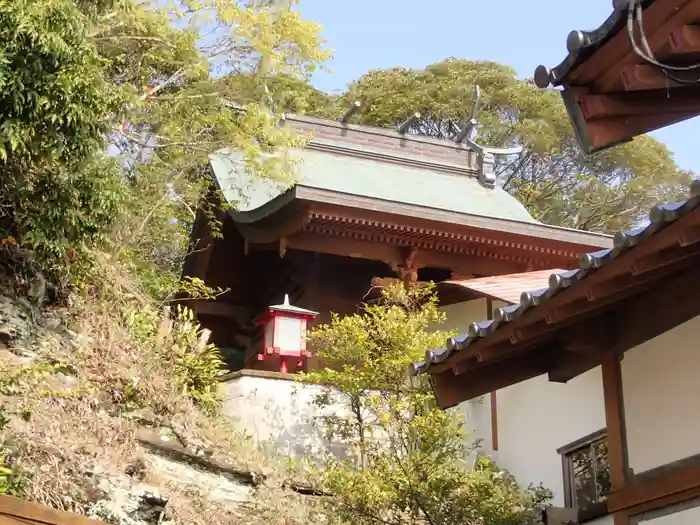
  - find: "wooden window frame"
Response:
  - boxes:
[558,428,610,523]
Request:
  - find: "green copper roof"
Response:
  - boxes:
[209,147,539,224]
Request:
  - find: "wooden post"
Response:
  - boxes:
[487,298,499,452]
[601,348,628,490]
[601,346,630,525]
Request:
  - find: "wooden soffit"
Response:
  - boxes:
[535,0,700,152]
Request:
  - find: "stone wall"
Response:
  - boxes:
[219,369,353,460]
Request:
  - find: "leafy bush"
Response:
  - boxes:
[299,284,552,525]
[157,306,227,416]
[0,0,128,282]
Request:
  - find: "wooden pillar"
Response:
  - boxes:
[490,391,499,451]
[487,298,499,451]
[613,512,630,525]
[601,347,630,525]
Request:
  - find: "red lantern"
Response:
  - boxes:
[254,295,318,373]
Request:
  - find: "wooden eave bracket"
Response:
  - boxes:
[235,205,311,245]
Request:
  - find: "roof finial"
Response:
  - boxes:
[453,85,523,188]
[283,294,291,306]
[454,85,482,144]
[339,100,361,124]
[397,112,421,134]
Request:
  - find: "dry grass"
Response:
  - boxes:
[0,254,321,524]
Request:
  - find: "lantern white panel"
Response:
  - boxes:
[275,317,303,352]
[265,320,274,349]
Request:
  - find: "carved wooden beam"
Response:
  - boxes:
[285,232,528,276]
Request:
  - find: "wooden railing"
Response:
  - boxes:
[0,495,105,525]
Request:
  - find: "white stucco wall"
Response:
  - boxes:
[495,367,607,507]
[637,503,700,525]
[220,372,352,459]
[622,314,700,475]
[438,299,493,457]
[442,298,608,506]
[438,298,488,334]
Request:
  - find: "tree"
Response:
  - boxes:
[299,284,552,525]
[0,0,330,293]
[338,59,692,233]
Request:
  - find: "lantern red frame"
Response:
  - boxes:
[254,295,318,373]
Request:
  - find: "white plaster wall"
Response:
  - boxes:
[622,314,700,474]
[220,374,352,459]
[438,298,493,459]
[438,298,488,334]
[639,504,700,524]
[495,367,607,507]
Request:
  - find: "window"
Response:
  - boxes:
[559,429,611,522]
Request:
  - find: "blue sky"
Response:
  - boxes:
[298,0,698,173]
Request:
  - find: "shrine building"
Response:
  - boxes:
[182,112,612,374]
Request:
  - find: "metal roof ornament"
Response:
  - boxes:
[454,85,523,188]
[339,100,361,124]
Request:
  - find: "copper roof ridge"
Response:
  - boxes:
[284,113,476,154]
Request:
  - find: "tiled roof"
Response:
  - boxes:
[533,0,656,89]
[438,269,567,305]
[209,147,539,224]
[410,179,700,376]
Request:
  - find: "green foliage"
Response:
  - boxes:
[222,73,339,117]
[0,0,330,296]
[339,58,692,233]
[299,284,551,525]
[158,305,228,416]
[0,0,127,281]
[0,361,72,396]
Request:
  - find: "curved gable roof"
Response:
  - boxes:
[209,147,538,225]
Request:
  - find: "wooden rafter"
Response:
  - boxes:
[591,0,700,93]
[583,111,698,152]
[553,1,700,151]
[430,258,700,407]
[662,24,700,59]
[567,0,694,86]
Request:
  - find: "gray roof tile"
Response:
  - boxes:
[410,178,700,376]
[533,0,657,88]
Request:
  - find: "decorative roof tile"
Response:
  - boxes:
[410,179,700,376]
[533,0,657,89]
